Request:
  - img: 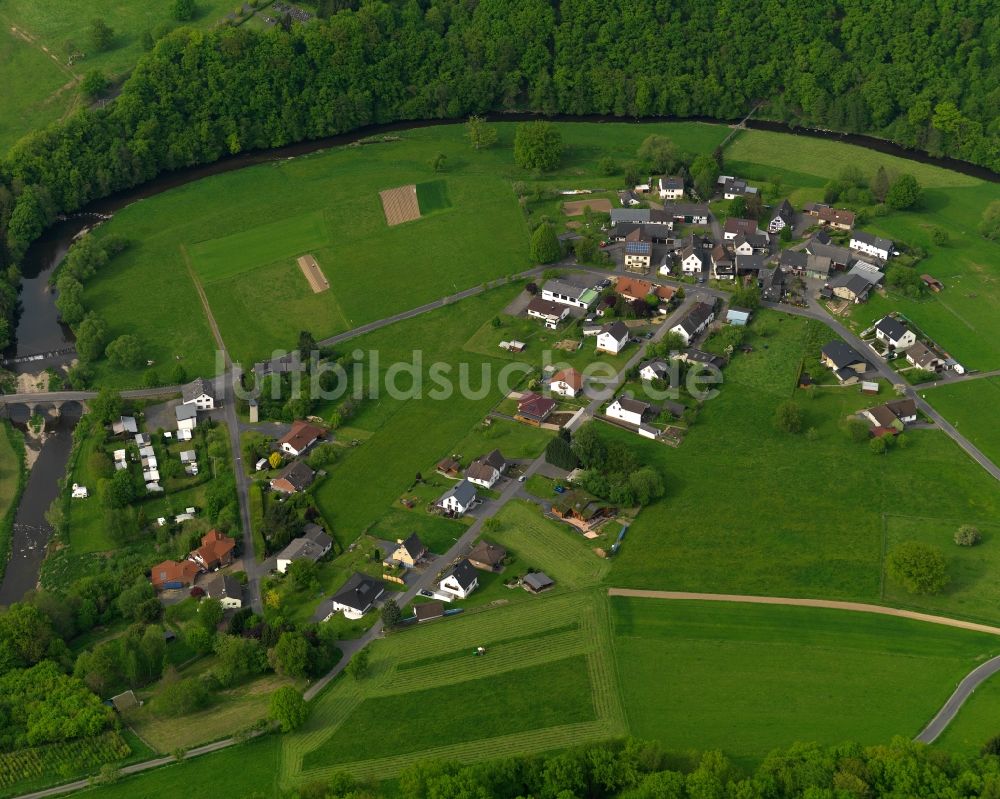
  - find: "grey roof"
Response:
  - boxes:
[639,359,671,378]
[722,178,758,195]
[848,262,885,285]
[761,267,785,301]
[611,208,651,224]
[659,175,684,190]
[523,572,555,591]
[679,245,706,267]
[182,378,214,404]
[852,230,894,252]
[303,523,333,550]
[468,541,507,568]
[440,479,477,508]
[613,396,651,415]
[277,526,332,565]
[772,199,793,221]
[822,341,866,369]
[481,449,507,472]
[664,202,710,219]
[331,572,385,614]
[806,241,851,265]
[274,460,316,492]
[254,352,306,377]
[806,254,832,277]
[735,254,765,273]
[683,348,725,368]
[600,321,630,341]
[446,559,478,591]
[175,404,198,421]
[527,297,568,318]
[398,532,426,561]
[542,279,591,300]
[875,316,909,341]
[204,574,242,603]
[676,302,714,336]
[830,273,872,297]
[113,416,138,434]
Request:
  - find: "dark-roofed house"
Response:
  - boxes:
[255,352,306,380]
[679,241,707,276]
[735,253,766,277]
[906,341,946,372]
[862,398,918,431]
[386,533,428,568]
[439,559,479,599]
[723,217,758,240]
[670,301,716,345]
[596,321,630,354]
[527,297,570,329]
[639,358,672,382]
[606,396,651,426]
[821,341,868,384]
[321,573,386,620]
[517,392,556,424]
[805,240,852,269]
[830,273,872,304]
[182,378,216,411]
[768,199,794,233]
[664,202,710,225]
[276,524,333,573]
[466,449,507,489]
[720,177,759,199]
[414,602,445,622]
[658,175,685,199]
[805,203,855,230]
[710,244,735,281]
[760,266,785,302]
[523,572,555,594]
[678,349,726,369]
[438,479,477,515]
[874,316,916,350]
[468,541,507,572]
[850,231,893,261]
[203,573,243,609]
[780,250,808,272]
[278,420,323,457]
[732,233,768,254]
[270,460,316,494]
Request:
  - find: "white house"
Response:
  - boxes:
[526,297,570,329]
[596,321,630,354]
[606,396,650,426]
[541,279,597,309]
[438,479,477,515]
[850,231,893,261]
[720,177,759,199]
[670,302,715,345]
[680,247,705,276]
[176,403,198,431]
[323,573,385,621]
[439,559,479,600]
[203,574,243,610]
[657,176,685,200]
[276,525,333,574]
[181,378,216,411]
[639,359,672,382]
[550,367,584,397]
[768,199,794,233]
[278,420,322,457]
[71,483,89,499]
[874,316,916,351]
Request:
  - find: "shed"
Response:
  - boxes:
[523,572,555,593]
[726,308,751,327]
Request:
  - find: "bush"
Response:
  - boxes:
[844,417,870,443]
[80,70,109,99]
[513,121,563,172]
[773,400,803,434]
[887,541,949,595]
[955,525,982,547]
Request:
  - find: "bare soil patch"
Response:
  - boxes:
[298,254,330,293]
[563,198,613,216]
[380,184,421,226]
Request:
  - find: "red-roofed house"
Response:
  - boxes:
[190,529,236,570]
[279,420,323,457]
[517,392,556,424]
[151,559,200,590]
[550,368,584,398]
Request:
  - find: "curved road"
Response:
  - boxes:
[608,589,1000,745]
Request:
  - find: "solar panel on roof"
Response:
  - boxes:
[625,242,651,254]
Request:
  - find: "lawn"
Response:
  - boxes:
[612,596,1000,766]
[0,421,24,581]
[725,129,1000,371]
[280,590,625,786]
[934,673,1000,756]
[606,311,1000,618]
[448,416,553,461]
[0,0,249,152]
[923,377,1000,467]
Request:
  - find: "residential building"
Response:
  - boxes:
[322,573,385,620]
[176,403,198,431]
[385,533,427,569]
[710,244,736,280]
[467,541,507,572]
[760,266,785,302]
[670,302,715,345]
[719,176,759,199]
[190,529,236,571]
[203,573,243,610]
[439,559,479,599]
[733,232,768,254]
[768,199,793,233]
[848,260,885,287]
[664,202,710,225]
[279,420,323,457]
[804,254,833,281]
[906,341,946,372]
[181,378,216,411]
[821,341,869,383]
[606,396,651,426]
[862,399,917,432]
[541,279,598,309]
[658,175,685,200]
[829,273,872,304]
[679,241,707,276]
[805,240,852,268]
[723,217,758,240]
[550,367,584,397]
[276,524,333,573]
[438,479,477,515]
[615,276,675,304]
[527,297,570,329]
[736,253,766,278]
[596,321,630,354]
[850,231,893,261]
[466,458,501,489]
[804,203,855,230]
[779,250,808,273]
[874,316,916,350]
[623,228,652,273]
[254,352,306,380]
[150,559,199,590]
[270,460,316,494]
[618,190,641,207]
[639,359,672,382]
[517,392,556,423]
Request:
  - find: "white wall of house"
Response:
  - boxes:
[596,332,627,354]
[681,254,703,274]
[440,495,472,514]
[541,289,587,308]
[606,401,644,426]
[551,380,578,397]
[331,601,367,620]
[185,394,215,411]
[850,237,890,260]
[440,574,478,599]
[466,470,499,489]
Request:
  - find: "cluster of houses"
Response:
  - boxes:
[109,417,167,494]
[174,378,217,440]
[266,420,325,495]
[871,315,963,374]
[150,528,237,591]
[434,449,510,517]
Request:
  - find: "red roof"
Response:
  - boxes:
[552,368,584,391]
[518,392,556,419]
[151,559,199,588]
[192,529,235,567]
[279,420,323,453]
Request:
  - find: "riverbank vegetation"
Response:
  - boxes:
[0,421,26,584]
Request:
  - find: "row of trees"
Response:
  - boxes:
[294,736,1000,799]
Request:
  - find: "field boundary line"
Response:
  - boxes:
[179,243,230,367]
[606,589,1000,636]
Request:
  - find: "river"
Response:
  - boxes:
[2,113,996,605]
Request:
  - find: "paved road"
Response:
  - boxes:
[916,655,1000,743]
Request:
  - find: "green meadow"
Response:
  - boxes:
[612,597,1000,766]
[934,674,1000,755]
[923,377,1000,467]
[0,28,72,152]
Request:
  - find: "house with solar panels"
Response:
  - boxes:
[623,228,652,273]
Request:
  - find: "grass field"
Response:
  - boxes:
[280,589,625,787]
[0,421,25,581]
[726,129,1000,371]
[606,311,1000,618]
[0,0,246,152]
[415,180,451,215]
[923,377,1000,467]
[612,596,1000,765]
[934,673,1000,755]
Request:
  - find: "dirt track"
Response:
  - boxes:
[607,588,1000,636]
[379,184,420,225]
[297,254,330,293]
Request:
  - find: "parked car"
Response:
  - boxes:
[554,485,566,494]
[419,589,435,598]
[600,279,611,288]
[518,475,526,482]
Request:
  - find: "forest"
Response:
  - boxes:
[0,0,998,347]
